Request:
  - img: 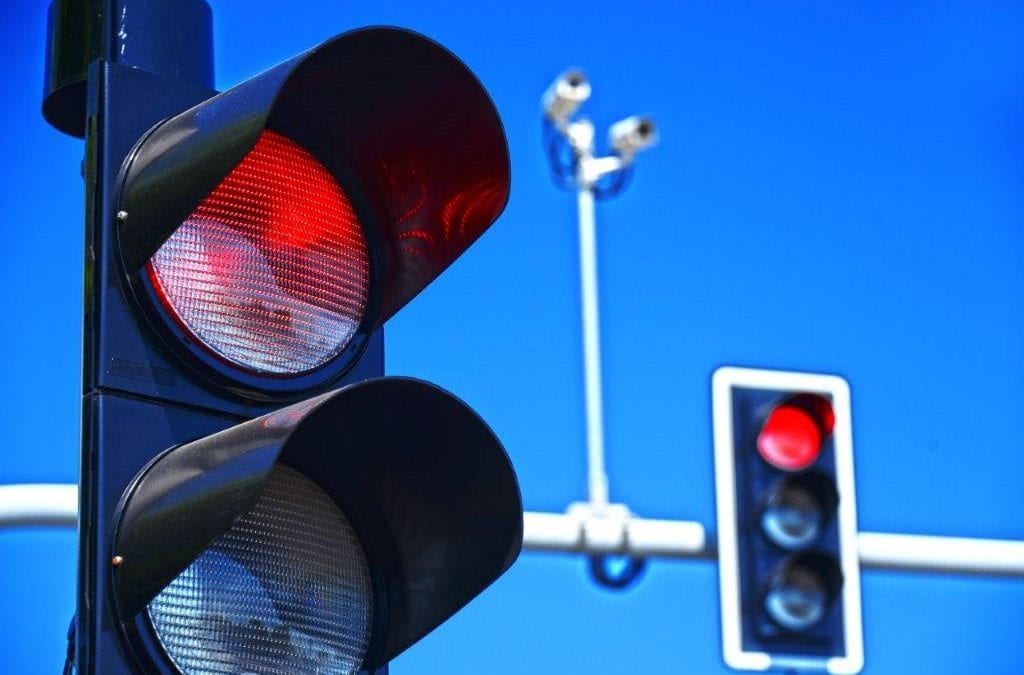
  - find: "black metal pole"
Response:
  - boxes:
[43,2,214,671]
[43,0,214,138]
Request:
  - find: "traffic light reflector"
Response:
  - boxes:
[147,129,370,376]
[147,464,373,674]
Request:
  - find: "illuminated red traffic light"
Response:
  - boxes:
[757,394,834,472]
[115,28,510,398]
[147,130,371,376]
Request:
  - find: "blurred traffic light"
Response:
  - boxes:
[44,1,518,672]
[712,367,863,674]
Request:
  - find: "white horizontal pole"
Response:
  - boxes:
[857,531,1024,577]
[523,509,709,558]
[0,484,77,529]
[523,511,1024,578]
[3,485,1023,578]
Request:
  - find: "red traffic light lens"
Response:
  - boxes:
[146,130,370,376]
[757,395,833,471]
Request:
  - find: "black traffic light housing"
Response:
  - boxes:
[712,367,863,674]
[87,22,509,409]
[111,378,521,673]
[44,1,520,673]
[114,27,508,401]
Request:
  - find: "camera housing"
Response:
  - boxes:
[609,115,658,160]
[542,70,591,124]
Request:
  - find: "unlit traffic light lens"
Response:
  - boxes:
[147,130,370,376]
[760,473,838,550]
[763,554,842,633]
[761,482,823,549]
[147,464,373,674]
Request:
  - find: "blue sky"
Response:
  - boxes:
[2,0,1024,672]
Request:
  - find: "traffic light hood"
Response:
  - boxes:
[116,26,510,326]
[110,376,523,668]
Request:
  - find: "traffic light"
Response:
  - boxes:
[43,1,519,672]
[109,378,521,674]
[712,367,863,674]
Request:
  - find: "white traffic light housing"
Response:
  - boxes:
[713,367,863,674]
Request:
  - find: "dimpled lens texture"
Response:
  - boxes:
[147,130,370,375]
[147,465,373,675]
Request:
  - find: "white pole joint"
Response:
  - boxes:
[523,504,708,559]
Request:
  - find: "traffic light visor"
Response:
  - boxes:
[116,27,510,386]
[110,377,523,671]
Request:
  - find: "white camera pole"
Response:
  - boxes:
[573,121,611,512]
[541,72,668,586]
[542,71,657,524]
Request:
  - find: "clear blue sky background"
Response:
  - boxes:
[2,1,1024,672]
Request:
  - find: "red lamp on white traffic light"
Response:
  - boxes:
[713,367,863,674]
